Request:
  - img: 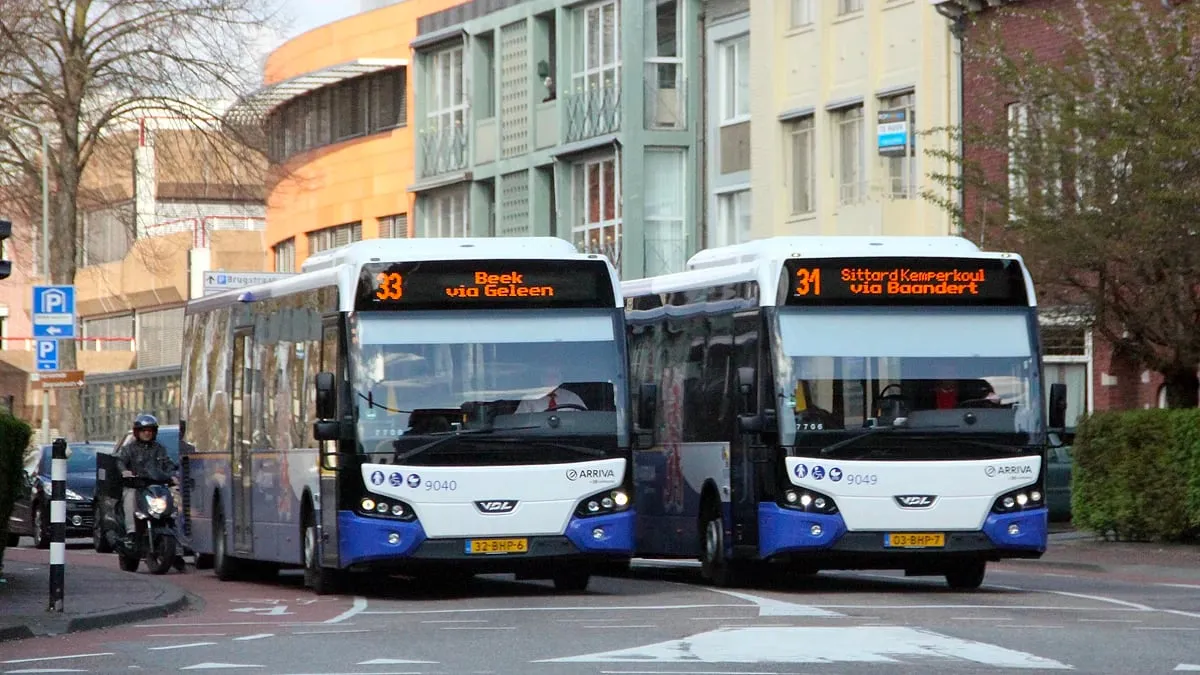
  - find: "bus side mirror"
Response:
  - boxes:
[313,421,341,443]
[1048,383,1068,431]
[315,372,336,420]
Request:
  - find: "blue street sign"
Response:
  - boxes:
[32,285,76,339]
[35,339,59,371]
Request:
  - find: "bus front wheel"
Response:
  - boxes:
[303,517,343,595]
[552,569,590,592]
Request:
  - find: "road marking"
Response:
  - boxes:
[325,596,368,624]
[1175,665,1200,672]
[559,618,622,622]
[145,633,226,638]
[4,670,89,673]
[2,655,113,665]
[601,672,781,675]
[293,629,371,635]
[135,622,344,628]
[179,664,264,670]
[148,642,218,651]
[357,659,438,665]
[363,603,744,615]
[1079,619,1140,623]
[420,619,488,624]
[1164,609,1200,620]
[278,672,423,675]
[1046,590,1154,611]
[440,626,516,631]
[1159,583,1200,590]
[995,625,1064,629]
[230,606,292,616]
[708,590,845,617]
[540,626,1071,668]
[233,634,274,641]
[950,617,1013,621]
[1134,626,1200,631]
[582,625,657,629]
[810,604,1140,611]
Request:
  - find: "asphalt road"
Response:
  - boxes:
[3,547,1199,674]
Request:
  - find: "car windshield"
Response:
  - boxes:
[775,309,1043,455]
[65,445,99,472]
[352,310,627,465]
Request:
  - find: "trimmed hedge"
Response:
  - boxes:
[1071,409,1200,542]
[0,412,33,572]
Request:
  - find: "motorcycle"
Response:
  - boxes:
[115,468,186,575]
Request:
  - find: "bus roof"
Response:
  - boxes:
[623,236,1037,308]
[188,237,623,314]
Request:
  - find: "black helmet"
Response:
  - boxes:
[133,414,159,439]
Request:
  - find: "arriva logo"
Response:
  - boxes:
[474,500,518,514]
[985,464,1033,478]
[566,468,615,481]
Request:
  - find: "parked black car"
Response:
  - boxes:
[94,425,184,554]
[6,441,116,548]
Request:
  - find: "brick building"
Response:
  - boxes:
[933,0,1191,420]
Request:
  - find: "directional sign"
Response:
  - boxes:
[203,271,293,297]
[32,285,76,339]
[31,370,85,390]
[35,339,58,371]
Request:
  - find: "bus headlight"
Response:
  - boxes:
[358,494,416,522]
[780,488,838,515]
[575,489,632,518]
[991,486,1045,514]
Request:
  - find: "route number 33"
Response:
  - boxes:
[795,268,821,296]
[376,272,404,300]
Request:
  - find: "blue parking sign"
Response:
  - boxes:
[35,339,59,371]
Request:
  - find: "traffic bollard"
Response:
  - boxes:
[48,437,66,612]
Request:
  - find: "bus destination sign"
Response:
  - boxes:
[356,259,616,310]
[779,257,1029,306]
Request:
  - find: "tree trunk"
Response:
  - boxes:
[50,169,82,441]
[1162,367,1200,409]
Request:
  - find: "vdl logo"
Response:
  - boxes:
[474,500,518,514]
[895,495,937,508]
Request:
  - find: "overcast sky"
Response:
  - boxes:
[283,1,362,38]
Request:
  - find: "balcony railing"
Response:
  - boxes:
[574,233,621,274]
[564,80,621,143]
[143,215,266,249]
[418,123,469,178]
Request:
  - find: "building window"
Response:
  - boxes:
[266,68,406,163]
[714,189,751,247]
[718,35,749,124]
[790,0,814,28]
[83,313,134,352]
[786,116,815,215]
[307,221,363,254]
[572,153,621,268]
[882,92,917,199]
[428,45,467,132]
[645,0,684,130]
[837,0,863,15]
[568,0,621,142]
[836,106,865,205]
[273,237,296,272]
[378,214,409,238]
[644,148,686,275]
[421,186,469,238]
[137,306,185,369]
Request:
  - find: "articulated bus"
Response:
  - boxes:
[622,236,1069,590]
[180,238,635,594]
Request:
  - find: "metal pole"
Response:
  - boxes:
[49,437,67,612]
[40,130,51,447]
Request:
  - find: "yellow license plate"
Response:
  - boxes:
[465,538,529,555]
[886,533,945,548]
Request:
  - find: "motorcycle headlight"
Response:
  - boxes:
[146,495,168,516]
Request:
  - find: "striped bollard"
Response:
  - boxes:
[48,437,67,612]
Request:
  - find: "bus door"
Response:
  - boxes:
[318,318,341,569]
[729,312,761,552]
[231,328,255,556]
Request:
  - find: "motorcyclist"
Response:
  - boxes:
[118,414,177,545]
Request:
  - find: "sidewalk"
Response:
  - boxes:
[0,556,188,642]
[1002,529,1200,581]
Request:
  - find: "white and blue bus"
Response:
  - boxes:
[623,236,1068,589]
[180,238,634,593]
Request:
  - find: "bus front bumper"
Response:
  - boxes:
[757,503,1048,564]
[336,509,634,572]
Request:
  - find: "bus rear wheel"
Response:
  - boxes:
[945,561,987,590]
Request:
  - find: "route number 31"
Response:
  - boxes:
[376,272,404,300]
[795,268,821,296]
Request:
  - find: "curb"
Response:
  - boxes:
[0,576,189,641]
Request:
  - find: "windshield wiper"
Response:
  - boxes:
[391,426,541,463]
[524,440,608,459]
[817,424,961,457]
[357,391,414,414]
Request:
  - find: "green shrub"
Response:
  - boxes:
[0,412,33,571]
[1071,409,1200,542]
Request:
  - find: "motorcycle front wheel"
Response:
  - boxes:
[145,533,178,575]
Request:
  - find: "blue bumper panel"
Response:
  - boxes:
[982,508,1048,551]
[564,510,635,554]
[758,503,848,559]
[337,511,427,566]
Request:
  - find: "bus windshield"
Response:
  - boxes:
[775,309,1043,454]
[352,309,627,465]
